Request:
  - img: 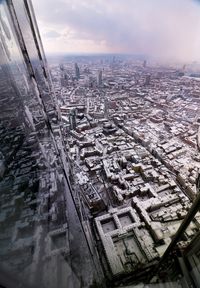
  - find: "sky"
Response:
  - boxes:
[32,0,200,63]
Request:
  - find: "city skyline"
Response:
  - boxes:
[2,1,200,287]
[32,0,200,63]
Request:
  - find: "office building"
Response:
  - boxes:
[0,1,100,288]
[97,70,103,87]
[75,62,80,79]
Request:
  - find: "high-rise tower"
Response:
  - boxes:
[0,1,100,287]
[97,70,103,87]
[74,62,80,79]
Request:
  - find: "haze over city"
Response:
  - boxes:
[32,0,200,63]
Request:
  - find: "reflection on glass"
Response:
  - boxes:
[0,1,98,288]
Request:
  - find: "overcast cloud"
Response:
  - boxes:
[32,0,200,62]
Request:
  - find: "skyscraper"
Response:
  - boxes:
[69,109,77,130]
[144,74,151,85]
[75,62,80,79]
[0,1,99,287]
[97,70,103,87]
[143,59,147,68]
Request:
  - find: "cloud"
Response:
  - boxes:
[43,30,61,38]
[32,0,200,62]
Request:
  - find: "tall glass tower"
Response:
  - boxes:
[0,1,101,287]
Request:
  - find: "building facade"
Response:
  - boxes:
[0,1,99,288]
